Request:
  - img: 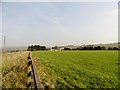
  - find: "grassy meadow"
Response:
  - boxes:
[32,50,119,88]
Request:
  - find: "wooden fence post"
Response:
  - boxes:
[27,52,44,90]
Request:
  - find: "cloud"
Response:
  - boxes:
[107,8,118,16]
[113,9,118,13]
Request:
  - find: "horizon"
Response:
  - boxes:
[0,42,118,52]
[1,2,118,47]
[0,42,118,48]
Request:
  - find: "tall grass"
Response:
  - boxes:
[2,51,28,88]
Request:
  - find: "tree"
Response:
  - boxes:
[113,47,118,50]
[82,45,94,50]
[108,47,113,50]
[30,45,34,51]
[94,46,102,50]
[64,48,71,50]
[41,46,46,50]
[52,46,58,49]
[101,46,106,50]
[27,45,31,51]
[27,45,46,51]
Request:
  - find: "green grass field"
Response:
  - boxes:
[32,50,119,88]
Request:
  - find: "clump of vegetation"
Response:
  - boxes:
[27,45,46,51]
[27,44,119,51]
[33,50,119,88]
[2,51,29,88]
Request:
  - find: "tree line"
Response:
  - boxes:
[64,46,119,50]
[27,45,47,51]
[27,45,119,51]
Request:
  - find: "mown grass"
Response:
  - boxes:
[32,50,119,88]
[2,51,28,88]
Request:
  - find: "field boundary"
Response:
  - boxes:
[27,53,44,89]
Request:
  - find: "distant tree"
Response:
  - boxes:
[113,47,118,50]
[41,46,46,50]
[108,47,113,50]
[94,46,102,50]
[82,45,93,50]
[37,45,40,50]
[77,46,83,50]
[46,48,50,50]
[30,45,34,51]
[27,45,31,51]
[76,47,80,50]
[88,46,94,50]
[27,45,46,51]
[101,46,106,50]
[64,48,71,50]
[72,48,77,50]
[52,46,58,49]
[34,45,37,50]
[82,46,88,50]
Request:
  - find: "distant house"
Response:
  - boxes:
[50,48,54,51]
[50,47,64,51]
[59,48,64,51]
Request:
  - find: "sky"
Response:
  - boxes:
[0,2,2,48]
[1,2,118,47]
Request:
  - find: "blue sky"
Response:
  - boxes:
[1,2,118,47]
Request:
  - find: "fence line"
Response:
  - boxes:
[27,52,44,90]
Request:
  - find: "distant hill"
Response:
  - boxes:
[92,43,118,49]
[58,45,80,49]
[2,46,27,51]
[57,43,118,49]
[1,42,119,52]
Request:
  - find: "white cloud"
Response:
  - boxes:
[108,8,118,15]
[112,8,118,14]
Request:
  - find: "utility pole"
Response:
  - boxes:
[3,36,6,52]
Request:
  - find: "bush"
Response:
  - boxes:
[64,48,71,50]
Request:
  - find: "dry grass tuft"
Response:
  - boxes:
[2,51,29,88]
